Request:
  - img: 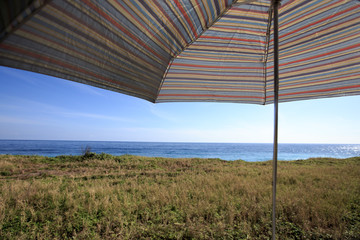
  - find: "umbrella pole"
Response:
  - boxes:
[272,1,280,240]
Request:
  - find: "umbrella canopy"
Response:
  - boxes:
[1,0,359,104]
[1,0,359,239]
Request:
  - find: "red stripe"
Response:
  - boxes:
[18,28,159,84]
[167,72,263,80]
[267,84,360,98]
[280,4,359,40]
[280,22,359,52]
[156,0,188,45]
[163,86,261,91]
[80,0,165,61]
[280,55,360,77]
[201,35,266,44]
[231,8,268,15]
[178,54,260,61]
[158,94,263,99]
[266,43,360,69]
[174,0,198,38]
[172,62,263,70]
[280,0,296,9]
[115,0,170,53]
[281,0,341,29]
[192,44,263,53]
[2,43,154,96]
[52,2,161,72]
[211,26,263,34]
[194,0,206,28]
[282,73,360,88]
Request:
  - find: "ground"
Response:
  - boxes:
[0,154,359,239]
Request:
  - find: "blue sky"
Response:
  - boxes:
[0,66,359,144]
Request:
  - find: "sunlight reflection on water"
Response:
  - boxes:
[0,140,359,162]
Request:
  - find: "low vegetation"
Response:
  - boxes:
[0,154,359,239]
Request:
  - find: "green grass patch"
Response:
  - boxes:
[0,154,359,239]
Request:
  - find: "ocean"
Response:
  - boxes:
[0,140,359,162]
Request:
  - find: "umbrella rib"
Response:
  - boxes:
[0,0,52,43]
[155,0,259,102]
[263,3,274,105]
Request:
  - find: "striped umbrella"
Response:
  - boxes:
[1,0,359,238]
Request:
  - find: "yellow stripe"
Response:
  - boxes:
[28,18,162,85]
[279,90,360,101]
[170,66,263,73]
[280,33,359,63]
[145,0,188,48]
[121,1,181,56]
[108,0,174,55]
[25,20,162,79]
[63,1,164,65]
[219,0,225,13]
[280,0,344,25]
[168,0,195,42]
[197,38,265,48]
[281,75,360,91]
[283,60,360,79]
[210,26,265,36]
[177,52,261,60]
[281,22,359,55]
[39,7,163,75]
[2,52,155,99]
[163,75,263,82]
[209,0,217,22]
[278,50,360,72]
[157,96,262,102]
[177,55,261,62]
[191,0,207,30]
[202,0,213,25]
[15,26,160,89]
[161,87,264,92]
[280,4,357,42]
[186,44,264,54]
[281,67,360,84]
[218,22,267,31]
[164,80,264,87]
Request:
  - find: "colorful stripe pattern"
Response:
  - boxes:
[0,0,359,104]
[158,0,270,103]
[266,0,360,104]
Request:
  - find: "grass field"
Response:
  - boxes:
[0,154,359,239]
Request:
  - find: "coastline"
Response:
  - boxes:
[0,140,359,161]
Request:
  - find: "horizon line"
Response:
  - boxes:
[0,139,359,145]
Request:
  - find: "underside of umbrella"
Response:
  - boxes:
[0,1,359,239]
[1,0,359,104]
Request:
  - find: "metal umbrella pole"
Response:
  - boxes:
[272,0,281,239]
[272,0,280,239]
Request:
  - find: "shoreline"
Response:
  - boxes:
[1,152,360,163]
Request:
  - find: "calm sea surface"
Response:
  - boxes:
[0,140,359,162]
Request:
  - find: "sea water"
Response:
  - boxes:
[0,140,359,162]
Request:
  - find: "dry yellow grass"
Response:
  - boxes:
[0,154,359,239]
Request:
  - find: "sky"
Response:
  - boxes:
[0,66,359,144]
